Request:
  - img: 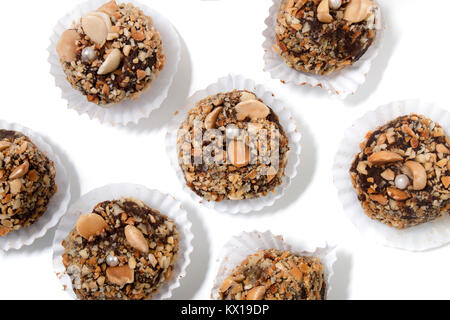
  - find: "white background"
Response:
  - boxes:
[0,0,449,300]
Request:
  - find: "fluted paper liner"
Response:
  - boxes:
[0,121,71,251]
[165,74,302,214]
[48,0,181,125]
[263,0,384,99]
[52,183,193,300]
[333,100,450,251]
[211,231,337,299]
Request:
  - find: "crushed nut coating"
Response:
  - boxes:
[62,198,179,300]
[0,130,56,237]
[275,0,379,75]
[59,1,165,105]
[177,90,290,202]
[350,114,450,229]
[218,249,326,300]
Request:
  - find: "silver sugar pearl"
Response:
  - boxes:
[106,255,119,267]
[395,174,409,190]
[81,47,97,62]
[329,0,342,10]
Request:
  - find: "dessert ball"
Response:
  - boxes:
[56,1,165,105]
[0,130,57,237]
[177,90,290,202]
[275,0,379,75]
[350,114,450,229]
[62,198,179,300]
[218,249,326,300]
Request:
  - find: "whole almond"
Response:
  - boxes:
[125,225,149,253]
[9,161,30,180]
[82,13,110,45]
[98,49,122,75]
[235,100,270,121]
[228,140,250,168]
[368,151,403,165]
[76,213,108,240]
[318,0,333,23]
[404,161,427,191]
[344,0,374,24]
[57,30,80,62]
[205,107,223,130]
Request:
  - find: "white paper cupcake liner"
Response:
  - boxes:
[52,183,193,300]
[263,0,384,99]
[165,74,302,214]
[0,121,71,251]
[211,231,337,300]
[48,0,181,125]
[333,100,450,251]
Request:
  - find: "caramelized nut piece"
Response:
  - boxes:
[441,176,450,189]
[369,194,388,205]
[9,180,22,195]
[9,161,29,180]
[246,286,266,300]
[240,92,257,102]
[235,100,270,121]
[356,161,368,175]
[98,0,119,15]
[57,30,80,62]
[344,0,374,24]
[125,225,149,253]
[404,161,427,191]
[368,151,403,165]
[81,12,111,45]
[221,277,234,292]
[436,144,450,154]
[205,107,223,130]
[381,169,395,181]
[387,187,410,201]
[0,141,11,151]
[228,140,250,168]
[106,266,134,287]
[318,0,333,23]
[98,49,122,75]
[76,213,108,240]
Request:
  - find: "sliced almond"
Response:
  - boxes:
[82,13,110,45]
[368,151,403,165]
[380,169,395,181]
[98,49,122,75]
[344,0,374,24]
[235,100,270,121]
[76,213,108,240]
[98,0,119,16]
[318,0,333,23]
[404,161,427,191]
[124,225,149,253]
[56,30,80,62]
[205,107,223,130]
[0,141,11,151]
[228,140,250,168]
[387,187,410,201]
[106,266,134,287]
[9,161,29,180]
[246,286,266,300]
[369,194,388,205]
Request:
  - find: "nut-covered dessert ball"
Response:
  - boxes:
[56,1,165,105]
[275,0,379,75]
[0,130,57,237]
[177,90,290,202]
[350,114,450,229]
[218,249,326,300]
[62,198,179,300]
